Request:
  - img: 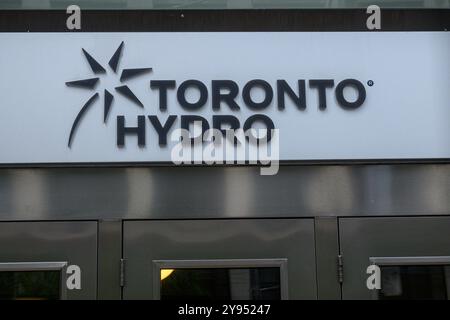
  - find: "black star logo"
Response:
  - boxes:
[65,41,152,147]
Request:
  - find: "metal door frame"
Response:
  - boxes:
[370,256,450,266]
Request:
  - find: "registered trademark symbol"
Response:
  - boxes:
[367,80,374,86]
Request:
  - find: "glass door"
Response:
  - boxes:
[0,221,98,300]
[339,217,450,299]
[123,219,316,299]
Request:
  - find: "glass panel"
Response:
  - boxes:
[160,267,281,300]
[0,270,61,300]
[0,0,448,10]
[379,265,450,300]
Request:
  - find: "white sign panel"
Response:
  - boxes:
[0,32,449,164]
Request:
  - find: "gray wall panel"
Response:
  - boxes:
[97,220,122,300]
[0,164,449,220]
[314,217,341,299]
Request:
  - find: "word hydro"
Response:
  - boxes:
[116,78,367,147]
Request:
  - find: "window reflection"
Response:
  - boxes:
[379,265,450,300]
[160,267,281,300]
[0,271,61,300]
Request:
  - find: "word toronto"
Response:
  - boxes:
[117,78,367,148]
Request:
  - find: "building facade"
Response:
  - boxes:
[0,1,449,300]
